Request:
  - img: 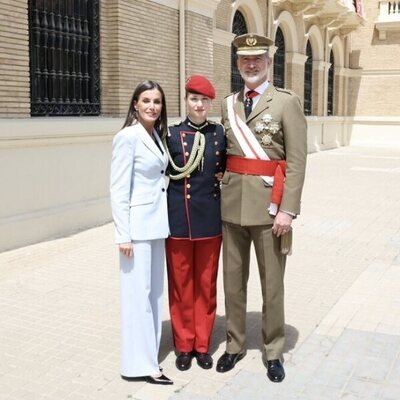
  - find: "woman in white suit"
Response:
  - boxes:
[110,80,172,385]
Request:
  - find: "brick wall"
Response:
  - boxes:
[0,0,30,117]
[212,43,231,117]
[215,0,230,31]
[350,0,400,116]
[185,11,214,80]
[101,0,180,117]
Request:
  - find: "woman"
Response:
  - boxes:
[164,75,226,371]
[110,80,172,385]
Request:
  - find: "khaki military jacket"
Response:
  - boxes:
[221,83,307,226]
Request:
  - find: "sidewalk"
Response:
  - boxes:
[1,145,399,400]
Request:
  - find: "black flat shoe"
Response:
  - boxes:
[195,351,213,369]
[176,351,194,371]
[265,359,285,382]
[216,351,245,372]
[145,374,173,385]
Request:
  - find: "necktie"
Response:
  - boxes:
[244,90,258,119]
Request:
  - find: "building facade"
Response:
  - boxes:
[0,0,398,251]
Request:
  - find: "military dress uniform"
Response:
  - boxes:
[166,117,226,354]
[217,33,307,381]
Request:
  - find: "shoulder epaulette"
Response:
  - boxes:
[169,119,182,127]
[275,87,293,95]
[224,91,238,99]
[208,119,222,126]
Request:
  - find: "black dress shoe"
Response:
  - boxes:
[216,351,245,372]
[145,374,173,385]
[265,359,285,382]
[175,351,194,371]
[195,351,213,369]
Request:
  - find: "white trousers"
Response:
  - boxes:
[120,239,165,377]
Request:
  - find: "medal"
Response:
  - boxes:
[261,134,272,146]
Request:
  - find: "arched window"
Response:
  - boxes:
[327,51,335,116]
[304,41,313,116]
[231,10,248,92]
[273,27,285,88]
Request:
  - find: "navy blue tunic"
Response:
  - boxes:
[166,118,226,240]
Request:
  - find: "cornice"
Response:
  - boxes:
[213,28,235,47]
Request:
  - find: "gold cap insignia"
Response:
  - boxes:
[246,36,257,47]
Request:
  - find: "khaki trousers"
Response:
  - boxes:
[222,221,286,360]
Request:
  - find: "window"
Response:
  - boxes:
[273,27,285,88]
[304,41,313,116]
[327,51,334,116]
[28,0,100,116]
[231,10,248,93]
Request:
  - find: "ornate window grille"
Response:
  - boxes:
[28,0,100,116]
[273,27,285,88]
[303,41,313,116]
[327,51,335,116]
[231,10,248,93]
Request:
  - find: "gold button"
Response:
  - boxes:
[185,152,189,156]
[186,184,191,189]
[216,151,220,155]
[187,194,191,199]
[182,133,186,138]
[214,141,218,145]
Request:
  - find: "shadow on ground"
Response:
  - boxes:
[159,312,299,362]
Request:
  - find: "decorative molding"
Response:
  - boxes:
[361,68,400,76]
[187,0,220,18]
[213,28,235,47]
[286,52,308,65]
[312,60,330,71]
[0,118,122,148]
[342,67,362,77]
[149,0,179,9]
[375,1,400,40]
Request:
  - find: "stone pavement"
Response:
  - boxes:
[1,145,400,400]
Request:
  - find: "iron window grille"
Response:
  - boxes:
[273,27,285,89]
[231,10,248,93]
[327,51,335,116]
[304,41,313,116]
[28,0,100,116]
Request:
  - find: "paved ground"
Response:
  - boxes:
[1,145,400,400]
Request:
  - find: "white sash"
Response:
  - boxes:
[226,93,278,215]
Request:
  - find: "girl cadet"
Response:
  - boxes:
[164,75,226,371]
[110,80,172,385]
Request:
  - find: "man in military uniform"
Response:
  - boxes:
[216,33,307,382]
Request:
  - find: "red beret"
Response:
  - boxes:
[185,75,216,99]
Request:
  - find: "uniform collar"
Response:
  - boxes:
[244,79,269,97]
[185,117,209,131]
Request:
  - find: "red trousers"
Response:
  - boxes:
[166,236,222,353]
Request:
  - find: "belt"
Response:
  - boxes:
[226,155,287,205]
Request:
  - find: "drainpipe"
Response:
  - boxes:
[179,0,186,118]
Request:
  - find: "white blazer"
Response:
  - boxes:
[110,123,169,243]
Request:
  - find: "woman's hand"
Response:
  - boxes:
[119,242,133,257]
[215,172,224,181]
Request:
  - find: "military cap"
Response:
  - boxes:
[232,33,274,56]
[185,75,216,99]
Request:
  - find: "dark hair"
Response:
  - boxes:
[122,80,168,139]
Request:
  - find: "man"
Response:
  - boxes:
[216,33,307,382]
